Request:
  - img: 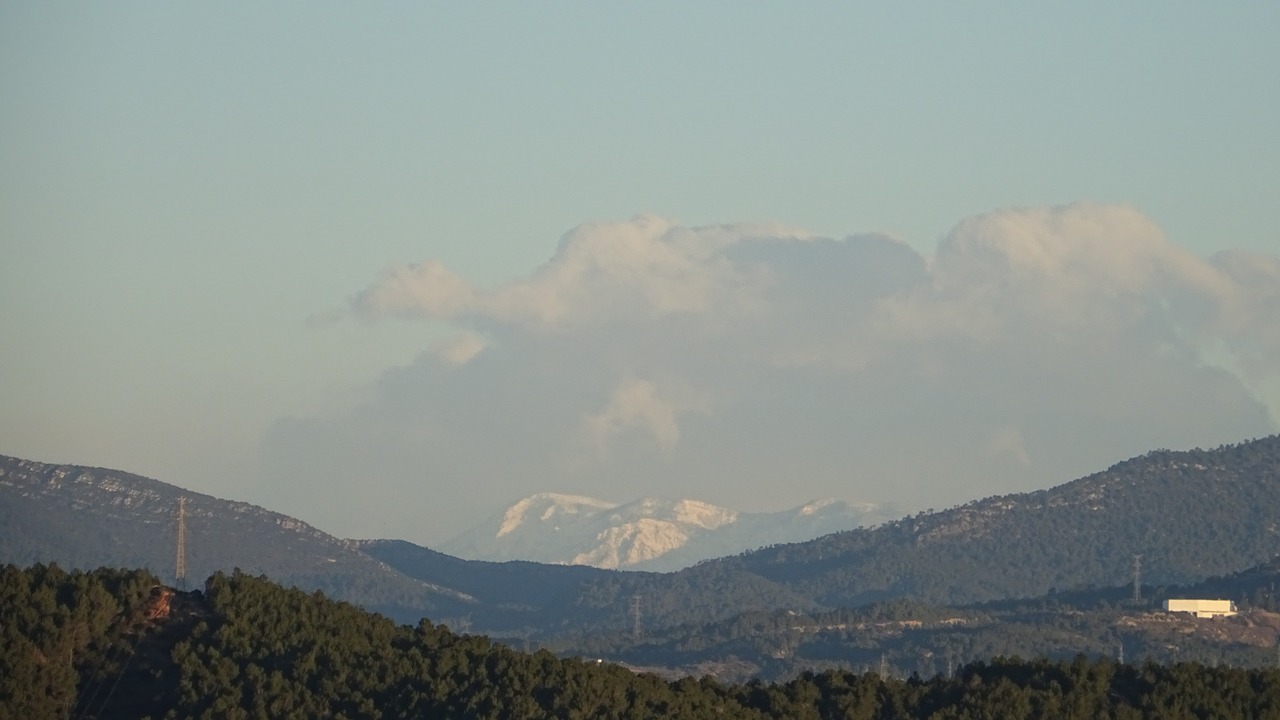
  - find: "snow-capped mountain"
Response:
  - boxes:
[439,493,900,571]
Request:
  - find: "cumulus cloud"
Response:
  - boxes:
[884,204,1239,343]
[1209,249,1280,379]
[583,377,709,456]
[983,426,1032,467]
[260,204,1280,543]
[354,214,810,330]
[356,260,477,319]
[430,331,487,366]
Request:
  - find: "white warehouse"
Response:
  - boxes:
[1162,599,1238,618]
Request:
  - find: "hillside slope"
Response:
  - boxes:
[7,436,1280,640]
[9,564,1280,719]
[560,556,1280,682]
[723,436,1280,607]
[0,455,471,622]
[501,436,1280,633]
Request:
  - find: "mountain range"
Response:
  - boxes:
[5,434,1280,648]
[439,493,900,571]
[0,454,476,623]
[364,435,1280,635]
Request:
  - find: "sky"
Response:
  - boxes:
[2,3,1279,545]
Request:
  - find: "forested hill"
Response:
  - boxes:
[8,436,1280,642]
[717,435,1280,607]
[8,563,1280,720]
[559,556,1280,684]
[0,455,472,622]
[481,436,1280,634]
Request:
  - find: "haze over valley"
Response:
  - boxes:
[4,4,1280,715]
[5,5,1280,547]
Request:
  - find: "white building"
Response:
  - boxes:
[1162,598,1238,618]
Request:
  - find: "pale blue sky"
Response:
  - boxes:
[3,4,1278,542]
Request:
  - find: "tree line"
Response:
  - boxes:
[7,563,1280,719]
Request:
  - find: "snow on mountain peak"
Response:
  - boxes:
[444,492,902,571]
[571,518,694,568]
[797,498,840,516]
[496,493,617,538]
[670,498,738,529]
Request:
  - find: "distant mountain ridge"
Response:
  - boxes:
[0,455,472,622]
[440,492,899,571]
[714,436,1280,609]
[7,435,1280,643]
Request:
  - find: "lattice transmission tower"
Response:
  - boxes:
[175,497,188,590]
[1132,554,1142,603]
[630,595,643,641]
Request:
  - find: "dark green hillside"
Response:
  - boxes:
[354,539,609,611]
[362,538,816,639]
[0,564,161,719]
[716,436,1280,608]
[559,558,1280,684]
[8,563,1280,720]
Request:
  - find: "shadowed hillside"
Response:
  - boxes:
[7,436,1280,640]
[0,456,472,622]
[8,564,1280,719]
[515,436,1280,632]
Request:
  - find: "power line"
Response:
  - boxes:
[630,595,642,642]
[74,601,145,720]
[73,630,129,720]
[90,637,140,720]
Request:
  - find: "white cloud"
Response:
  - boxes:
[983,426,1032,467]
[430,331,487,366]
[258,204,1280,543]
[887,203,1239,342]
[1210,249,1280,380]
[353,214,811,331]
[355,259,477,319]
[583,377,709,456]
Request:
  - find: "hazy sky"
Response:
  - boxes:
[3,4,1278,544]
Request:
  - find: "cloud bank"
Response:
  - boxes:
[261,204,1279,543]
